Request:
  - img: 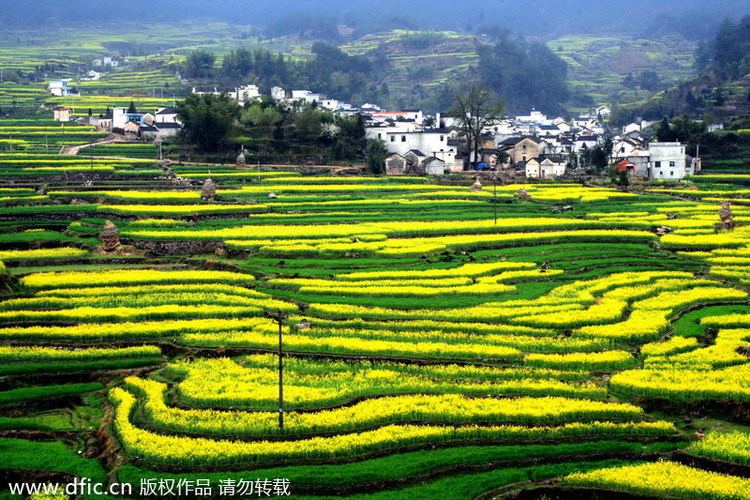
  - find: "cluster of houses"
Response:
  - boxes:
[46,67,701,179]
[191,85,360,115]
[53,104,182,140]
[373,107,701,180]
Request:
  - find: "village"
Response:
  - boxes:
[48,61,701,181]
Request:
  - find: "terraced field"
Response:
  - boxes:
[547,34,697,108]
[0,160,748,499]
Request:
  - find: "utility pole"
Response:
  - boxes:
[264,310,289,431]
[493,168,498,225]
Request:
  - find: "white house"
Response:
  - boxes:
[53,106,71,122]
[646,142,691,180]
[154,122,181,138]
[525,155,567,179]
[48,80,77,97]
[622,123,641,134]
[271,86,287,101]
[365,121,418,142]
[574,135,599,153]
[155,106,180,125]
[367,110,423,125]
[82,70,103,81]
[320,99,340,111]
[235,85,262,103]
[596,106,611,120]
[291,90,323,104]
[381,130,461,171]
[192,87,222,97]
[424,157,447,176]
[515,110,548,124]
[612,137,643,159]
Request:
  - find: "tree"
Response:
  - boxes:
[184,50,216,79]
[638,70,661,91]
[589,145,609,173]
[567,151,579,170]
[365,139,388,174]
[176,93,241,152]
[656,118,675,142]
[449,83,504,169]
[127,100,137,114]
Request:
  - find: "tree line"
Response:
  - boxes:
[176,93,371,165]
[182,43,385,105]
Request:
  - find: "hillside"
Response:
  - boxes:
[0,22,707,115]
[341,30,479,109]
[547,34,697,109]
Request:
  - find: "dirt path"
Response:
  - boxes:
[59,134,125,156]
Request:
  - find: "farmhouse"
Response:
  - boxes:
[525,154,567,179]
[90,109,113,131]
[82,70,103,81]
[423,157,447,176]
[380,130,462,171]
[385,153,409,176]
[573,135,599,152]
[647,142,691,179]
[53,106,71,122]
[271,86,287,101]
[235,85,262,103]
[48,80,77,97]
[619,142,695,180]
[498,136,547,166]
[153,122,181,138]
[155,106,180,124]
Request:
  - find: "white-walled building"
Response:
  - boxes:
[525,155,567,179]
[82,70,103,81]
[515,110,548,124]
[375,129,462,171]
[612,137,644,159]
[622,142,693,180]
[271,86,287,101]
[291,90,323,104]
[365,121,419,142]
[622,122,641,134]
[647,142,691,179]
[48,80,76,97]
[53,107,71,122]
[155,107,180,125]
[235,85,262,103]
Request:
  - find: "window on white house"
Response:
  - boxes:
[655,161,661,168]
[670,171,674,176]
[401,136,406,142]
[390,136,395,142]
[440,135,444,141]
[670,161,676,168]
[378,134,382,140]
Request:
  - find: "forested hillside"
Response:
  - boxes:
[611,16,750,127]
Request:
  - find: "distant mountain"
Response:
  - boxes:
[3,0,748,40]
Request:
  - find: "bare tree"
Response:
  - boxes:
[449,83,504,169]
